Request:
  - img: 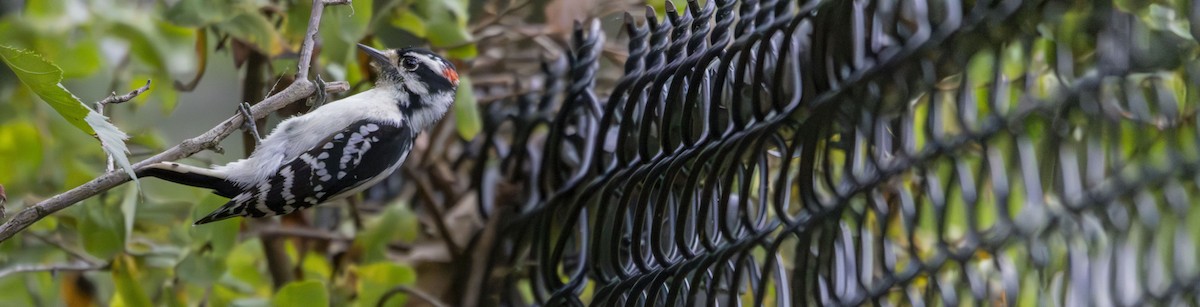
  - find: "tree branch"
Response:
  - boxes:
[377,285,449,307]
[0,184,6,221]
[0,0,351,243]
[27,232,105,265]
[402,166,462,262]
[95,79,152,111]
[0,261,108,279]
[250,225,351,242]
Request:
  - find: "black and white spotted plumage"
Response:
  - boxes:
[137,45,457,225]
[193,120,413,224]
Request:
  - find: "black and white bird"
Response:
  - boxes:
[138,44,459,225]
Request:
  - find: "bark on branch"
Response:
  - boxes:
[0,0,351,243]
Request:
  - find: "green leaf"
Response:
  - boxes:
[226,238,271,295]
[390,10,427,37]
[109,20,195,77]
[437,0,469,18]
[453,76,481,140]
[282,0,314,45]
[215,12,288,56]
[0,46,93,134]
[444,44,478,59]
[0,45,138,183]
[319,0,375,67]
[165,0,240,27]
[45,37,102,78]
[0,271,37,305]
[78,197,125,259]
[176,250,226,285]
[356,262,416,307]
[0,121,43,186]
[389,0,476,59]
[120,183,138,244]
[274,280,329,307]
[355,203,417,263]
[102,12,192,112]
[301,251,333,282]
[112,254,153,307]
[324,0,374,45]
[190,194,240,256]
[422,9,473,54]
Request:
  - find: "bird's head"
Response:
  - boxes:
[358,44,459,129]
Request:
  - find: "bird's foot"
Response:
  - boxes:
[238,102,264,144]
[309,74,329,112]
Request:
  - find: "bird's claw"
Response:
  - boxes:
[309,74,329,112]
[238,102,264,144]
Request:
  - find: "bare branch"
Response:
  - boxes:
[96,79,152,111]
[250,225,351,242]
[402,166,462,262]
[322,80,350,93]
[377,285,449,307]
[95,80,153,172]
[27,232,105,265]
[0,184,6,221]
[0,0,351,243]
[0,261,108,279]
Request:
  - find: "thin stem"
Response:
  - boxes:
[376,285,449,307]
[95,79,152,112]
[402,166,463,262]
[0,261,108,279]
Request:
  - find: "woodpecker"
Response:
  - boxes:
[138,44,459,225]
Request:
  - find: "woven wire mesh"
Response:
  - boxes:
[467,0,1200,305]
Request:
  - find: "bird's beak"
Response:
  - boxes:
[357,44,391,65]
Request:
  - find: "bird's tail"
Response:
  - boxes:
[193,194,251,225]
[137,162,241,198]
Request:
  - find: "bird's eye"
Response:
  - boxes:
[401,57,419,71]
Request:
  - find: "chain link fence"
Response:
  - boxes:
[461,0,1200,305]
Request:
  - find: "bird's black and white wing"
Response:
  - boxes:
[195,120,413,224]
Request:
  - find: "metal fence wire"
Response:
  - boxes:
[463,0,1200,305]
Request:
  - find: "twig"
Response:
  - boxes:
[0,184,6,221]
[376,285,449,307]
[260,231,295,289]
[401,166,462,262]
[265,68,291,97]
[462,204,510,305]
[321,81,351,93]
[0,0,350,243]
[26,232,104,265]
[251,226,351,242]
[95,79,152,112]
[469,0,531,32]
[0,261,108,279]
[346,196,365,231]
[96,80,153,172]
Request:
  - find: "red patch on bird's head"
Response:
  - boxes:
[442,68,459,87]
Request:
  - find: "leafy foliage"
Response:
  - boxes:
[0,0,490,305]
[0,46,136,185]
[273,280,330,307]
